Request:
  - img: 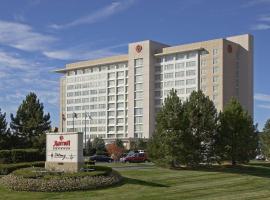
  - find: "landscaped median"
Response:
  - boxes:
[0,165,122,192]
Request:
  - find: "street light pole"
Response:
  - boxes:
[84,111,92,154]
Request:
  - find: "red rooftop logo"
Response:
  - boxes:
[136,45,142,53]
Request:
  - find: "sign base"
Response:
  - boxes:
[45,161,84,173]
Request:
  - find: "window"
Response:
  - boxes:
[155,74,162,81]
[201,59,207,67]
[117,79,124,85]
[135,91,143,99]
[108,88,115,94]
[135,108,143,115]
[135,83,143,90]
[164,72,174,79]
[186,61,196,67]
[108,72,115,79]
[117,118,124,124]
[213,85,218,92]
[135,67,143,74]
[176,53,185,60]
[108,103,115,109]
[135,100,143,107]
[175,71,185,78]
[134,116,143,123]
[213,66,219,74]
[155,82,163,89]
[186,87,196,93]
[175,80,185,86]
[134,124,143,131]
[117,71,124,77]
[165,55,174,62]
[108,119,115,124]
[186,79,196,85]
[201,77,206,84]
[134,58,143,66]
[117,94,124,101]
[164,81,174,87]
[108,95,115,101]
[201,68,206,75]
[117,126,124,132]
[213,76,219,83]
[213,48,218,55]
[135,75,143,83]
[175,62,185,70]
[186,70,196,76]
[117,110,124,116]
[176,88,185,94]
[117,102,124,108]
[108,111,115,117]
[213,58,218,64]
[187,52,197,59]
[117,87,124,93]
[164,64,174,70]
[108,126,115,131]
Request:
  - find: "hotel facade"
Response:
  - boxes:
[55,34,253,145]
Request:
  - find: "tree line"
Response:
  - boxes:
[148,90,259,167]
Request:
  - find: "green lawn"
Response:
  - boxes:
[1,161,270,200]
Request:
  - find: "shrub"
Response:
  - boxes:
[0,166,122,192]
[0,161,44,175]
[0,149,44,164]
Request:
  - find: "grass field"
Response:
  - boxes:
[1,161,270,200]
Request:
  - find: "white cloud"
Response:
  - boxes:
[43,43,126,60]
[251,23,270,30]
[257,104,270,109]
[254,93,270,102]
[259,15,270,22]
[243,0,270,7]
[0,20,56,52]
[0,50,35,70]
[49,0,135,29]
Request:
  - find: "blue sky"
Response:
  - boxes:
[0,0,270,130]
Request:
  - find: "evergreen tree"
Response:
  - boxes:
[85,139,96,156]
[0,108,11,149]
[216,98,258,165]
[10,92,51,148]
[183,90,218,165]
[92,137,106,155]
[148,89,186,167]
[259,119,270,160]
[115,138,124,148]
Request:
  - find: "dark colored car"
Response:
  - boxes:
[89,155,113,162]
[123,153,149,163]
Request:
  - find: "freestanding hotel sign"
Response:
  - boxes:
[45,132,83,172]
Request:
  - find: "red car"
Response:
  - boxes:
[123,153,149,163]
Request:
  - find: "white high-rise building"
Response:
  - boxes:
[55,34,253,146]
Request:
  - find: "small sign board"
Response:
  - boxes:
[45,132,83,172]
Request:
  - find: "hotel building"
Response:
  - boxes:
[55,34,253,145]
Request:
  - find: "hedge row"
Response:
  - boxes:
[0,149,44,164]
[0,161,45,175]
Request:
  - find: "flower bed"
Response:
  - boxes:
[0,166,122,192]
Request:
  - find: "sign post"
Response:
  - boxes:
[45,132,83,172]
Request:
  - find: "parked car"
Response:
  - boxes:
[121,153,149,163]
[89,155,113,162]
